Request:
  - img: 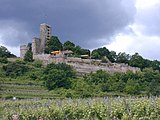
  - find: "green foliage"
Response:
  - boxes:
[85,70,110,85]
[109,51,117,62]
[32,60,43,68]
[2,97,160,120]
[72,46,90,57]
[63,40,75,51]
[116,52,130,64]
[45,36,62,53]
[72,78,95,97]
[91,47,110,59]
[129,53,145,70]
[44,69,71,90]
[24,50,33,62]
[150,60,160,71]
[0,57,8,63]
[83,69,160,96]
[43,63,76,90]
[142,68,160,95]
[27,42,32,51]
[0,45,16,58]
[2,62,29,77]
[91,47,117,63]
[124,79,140,94]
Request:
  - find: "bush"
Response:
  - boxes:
[32,60,43,68]
[0,57,8,63]
[3,62,29,77]
[43,63,76,90]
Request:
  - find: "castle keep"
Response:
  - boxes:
[20,23,140,74]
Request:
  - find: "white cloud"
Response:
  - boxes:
[105,0,160,60]
[136,0,160,9]
[105,24,160,60]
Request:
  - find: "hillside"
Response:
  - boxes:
[0,45,160,99]
[0,59,160,99]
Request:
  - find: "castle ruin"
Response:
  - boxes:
[20,23,140,74]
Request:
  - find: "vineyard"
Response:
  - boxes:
[1,97,160,120]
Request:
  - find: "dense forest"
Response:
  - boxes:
[0,37,160,98]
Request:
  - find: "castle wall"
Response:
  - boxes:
[33,54,65,65]
[20,45,29,58]
[66,57,140,74]
[33,55,140,74]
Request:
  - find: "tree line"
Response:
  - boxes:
[44,36,160,71]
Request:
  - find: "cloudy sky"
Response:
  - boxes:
[0,0,159,60]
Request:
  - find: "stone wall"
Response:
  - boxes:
[33,55,140,74]
[33,54,65,65]
[66,57,140,74]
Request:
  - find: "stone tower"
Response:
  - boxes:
[39,23,52,53]
[32,37,41,55]
[20,45,29,58]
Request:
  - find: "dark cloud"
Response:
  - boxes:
[0,20,34,46]
[0,0,136,48]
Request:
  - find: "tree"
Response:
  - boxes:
[142,68,160,95]
[129,53,145,70]
[45,36,63,53]
[85,70,110,85]
[116,52,130,64]
[44,69,71,90]
[43,63,76,90]
[27,43,32,51]
[150,60,160,71]
[0,46,16,58]
[91,47,110,59]
[73,45,82,56]
[124,79,140,95]
[24,50,33,62]
[63,40,75,51]
[108,51,117,63]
